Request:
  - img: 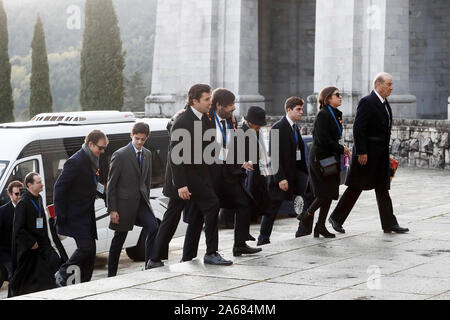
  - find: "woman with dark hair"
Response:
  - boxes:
[301,86,351,238]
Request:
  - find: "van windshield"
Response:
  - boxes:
[0,161,9,181]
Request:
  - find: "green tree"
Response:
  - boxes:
[124,70,147,112]
[80,0,125,111]
[0,0,14,123]
[29,14,53,118]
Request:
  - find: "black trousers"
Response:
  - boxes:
[108,200,158,277]
[58,237,96,284]
[258,199,283,243]
[181,184,251,261]
[329,187,398,230]
[151,193,220,261]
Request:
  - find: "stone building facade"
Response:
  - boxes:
[146,0,450,120]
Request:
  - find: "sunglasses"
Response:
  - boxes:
[96,144,107,151]
[14,192,20,196]
[334,92,342,98]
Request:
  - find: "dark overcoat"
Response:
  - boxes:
[0,201,14,263]
[309,106,345,200]
[107,142,153,231]
[345,91,393,191]
[8,190,59,297]
[268,116,308,201]
[241,122,271,215]
[164,106,216,205]
[54,149,100,240]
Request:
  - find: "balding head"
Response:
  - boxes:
[373,72,393,99]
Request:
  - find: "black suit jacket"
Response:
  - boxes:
[54,149,101,239]
[165,106,215,201]
[268,115,308,201]
[0,201,14,262]
[345,90,392,190]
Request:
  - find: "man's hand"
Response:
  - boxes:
[110,211,120,224]
[242,161,254,171]
[279,179,289,192]
[178,186,192,200]
[31,242,38,250]
[358,154,368,165]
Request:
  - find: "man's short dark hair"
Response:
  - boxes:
[187,84,211,106]
[24,172,39,188]
[212,88,235,110]
[132,122,150,136]
[8,181,23,194]
[285,96,304,112]
[85,129,108,145]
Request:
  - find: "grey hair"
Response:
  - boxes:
[373,72,392,88]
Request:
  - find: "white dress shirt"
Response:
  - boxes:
[190,106,203,120]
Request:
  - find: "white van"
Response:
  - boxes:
[0,111,184,261]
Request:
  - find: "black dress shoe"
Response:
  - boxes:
[146,260,164,269]
[328,217,345,233]
[384,224,409,233]
[313,223,336,238]
[233,244,262,257]
[295,221,311,238]
[204,253,233,266]
[55,271,66,287]
[247,234,256,241]
[256,238,270,246]
[180,258,192,263]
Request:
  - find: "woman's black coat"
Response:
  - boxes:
[309,106,345,200]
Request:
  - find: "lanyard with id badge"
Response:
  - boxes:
[95,169,105,195]
[31,198,44,229]
[293,124,302,161]
[214,111,230,162]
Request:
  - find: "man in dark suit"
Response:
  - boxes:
[329,72,409,234]
[54,130,109,286]
[0,181,23,284]
[107,122,159,276]
[257,96,309,245]
[147,84,231,268]
[181,89,261,261]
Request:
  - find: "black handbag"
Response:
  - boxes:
[318,155,339,177]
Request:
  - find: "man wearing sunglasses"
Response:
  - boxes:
[0,181,24,286]
[54,130,109,286]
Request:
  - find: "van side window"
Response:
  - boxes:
[0,159,39,206]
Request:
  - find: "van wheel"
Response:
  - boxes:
[126,218,161,262]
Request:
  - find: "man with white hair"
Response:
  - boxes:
[328,72,409,234]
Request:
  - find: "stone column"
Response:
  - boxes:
[146,0,264,117]
[383,0,416,118]
[312,0,416,118]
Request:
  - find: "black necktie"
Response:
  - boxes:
[137,151,141,169]
[383,101,391,127]
[220,119,227,147]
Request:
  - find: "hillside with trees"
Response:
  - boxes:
[3,0,157,119]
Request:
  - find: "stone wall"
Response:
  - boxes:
[409,0,450,119]
[259,0,316,115]
[264,116,450,170]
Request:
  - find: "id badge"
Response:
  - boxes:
[96,182,105,194]
[218,148,228,161]
[36,217,44,229]
[296,149,302,161]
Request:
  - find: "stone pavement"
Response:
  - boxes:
[6,167,450,300]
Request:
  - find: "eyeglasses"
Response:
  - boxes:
[96,144,107,151]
